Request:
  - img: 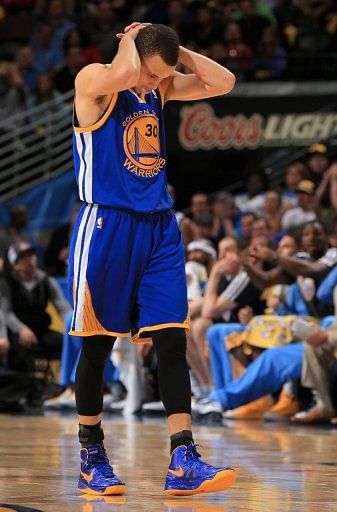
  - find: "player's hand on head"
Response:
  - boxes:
[116,22,151,40]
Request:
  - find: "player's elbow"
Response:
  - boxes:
[210,71,236,96]
[221,71,236,94]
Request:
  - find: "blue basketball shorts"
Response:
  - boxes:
[68,204,189,343]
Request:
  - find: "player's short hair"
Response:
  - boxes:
[135,24,179,66]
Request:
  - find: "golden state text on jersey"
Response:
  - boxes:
[73,87,172,213]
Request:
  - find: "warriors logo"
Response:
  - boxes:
[123,113,166,178]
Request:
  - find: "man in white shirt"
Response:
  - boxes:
[281,180,316,230]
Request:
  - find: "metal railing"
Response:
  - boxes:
[0,89,74,201]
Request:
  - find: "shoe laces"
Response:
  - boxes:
[87,448,115,478]
[185,443,214,471]
[185,443,201,461]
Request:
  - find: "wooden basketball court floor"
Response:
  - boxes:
[1,412,337,512]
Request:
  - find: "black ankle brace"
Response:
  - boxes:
[79,422,104,447]
[170,430,193,454]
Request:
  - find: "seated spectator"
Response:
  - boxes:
[220,21,253,78]
[251,216,272,245]
[263,190,289,242]
[1,241,70,374]
[0,204,32,262]
[253,26,287,80]
[64,28,102,66]
[307,143,330,186]
[237,211,257,249]
[158,0,192,43]
[0,304,38,411]
[291,287,337,424]
[85,0,124,63]
[236,0,271,50]
[44,203,80,277]
[187,238,263,397]
[315,160,337,212]
[54,45,84,93]
[187,192,210,222]
[211,191,241,244]
[33,0,75,66]
[192,212,217,246]
[167,184,194,246]
[186,239,217,319]
[26,73,69,134]
[0,61,26,124]
[31,23,63,74]
[186,4,224,52]
[193,339,305,418]
[235,171,266,215]
[281,180,317,230]
[282,161,308,206]
[14,46,38,93]
[203,233,297,419]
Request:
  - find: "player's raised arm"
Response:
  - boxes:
[75,23,148,98]
[162,46,236,102]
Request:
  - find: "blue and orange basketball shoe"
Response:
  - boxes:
[78,444,126,495]
[163,443,236,496]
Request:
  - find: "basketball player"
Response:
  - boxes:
[69,22,236,496]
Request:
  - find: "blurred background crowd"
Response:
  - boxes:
[1,0,337,121]
[0,0,337,431]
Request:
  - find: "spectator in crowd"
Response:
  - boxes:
[187,237,263,398]
[328,162,337,212]
[263,190,285,238]
[26,73,68,133]
[237,0,272,50]
[0,304,39,412]
[186,238,217,320]
[44,203,80,277]
[307,143,330,186]
[237,211,257,248]
[156,0,192,43]
[218,21,253,79]
[85,0,125,63]
[211,191,241,244]
[0,204,31,261]
[53,45,84,93]
[0,61,26,123]
[1,241,70,374]
[187,192,210,222]
[14,46,38,92]
[292,286,337,424]
[282,161,308,206]
[64,28,102,66]
[281,179,317,230]
[186,4,224,52]
[192,212,217,246]
[167,184,194,246]
[235,171,266,214]
[31,23,63,73]
[251,216,272,244]
[35,0,75,65]
[253,25,287,80]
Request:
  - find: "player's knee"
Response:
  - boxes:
[81,335,116,365]
[151,327,187,358]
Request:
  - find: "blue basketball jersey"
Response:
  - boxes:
[73,88,173,212]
